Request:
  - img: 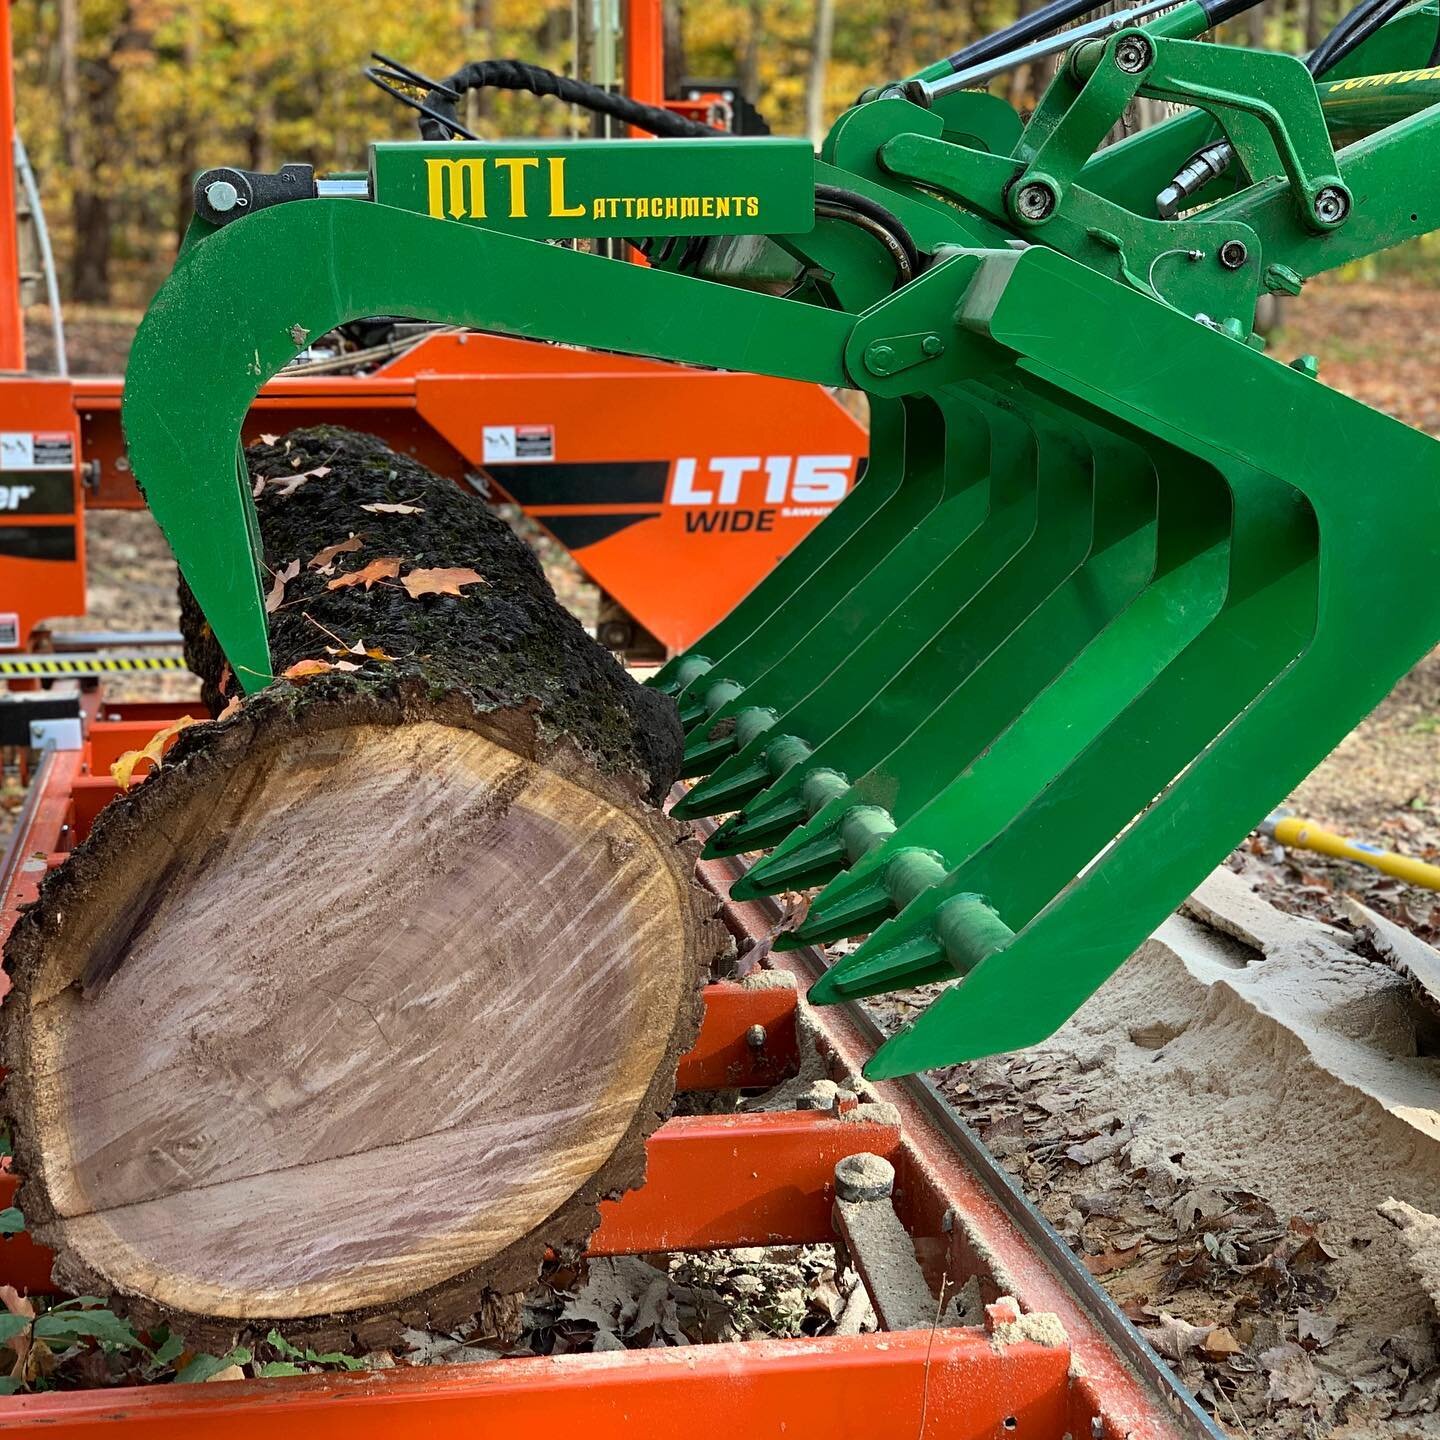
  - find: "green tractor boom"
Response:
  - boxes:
[122,0,1440,1078]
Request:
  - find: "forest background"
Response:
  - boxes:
[13,0,1387,309]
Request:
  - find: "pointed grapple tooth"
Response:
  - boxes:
[734,801,896,900]
[727,830,847,901]
[680,731,814,821]
[650,653,714,698]
[787,846,948,948]
[674,758,772,821]
[808,935,950,1003]
[678,677,746,736]
[681,701,776,776]
[810,893,1013,1006]
[705,793,810,856]
[706,755,854,859]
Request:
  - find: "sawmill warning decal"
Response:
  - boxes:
[370,138,816,240]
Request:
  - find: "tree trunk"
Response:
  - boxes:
[2,428,721,1350]
[806,0,837,149]
[663,0,687,99]
[58,0,133,302]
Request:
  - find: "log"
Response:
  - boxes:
[2,427,721,1348]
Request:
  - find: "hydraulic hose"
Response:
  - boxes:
[367,53,924,286]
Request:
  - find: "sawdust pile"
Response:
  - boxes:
[867,862,1440,1439]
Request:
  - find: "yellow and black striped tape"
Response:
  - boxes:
[0,654,187,677]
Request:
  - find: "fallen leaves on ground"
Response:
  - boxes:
[217,695,242,721]
[265,559,300,614]
[327,557,401,591]
[402,566,486,599]
[1083,1241,1142,1276]
[361,502,425,515]
[111,716,198,789]
[308,536,363,574]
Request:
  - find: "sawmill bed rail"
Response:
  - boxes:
[0,697,1221,1440]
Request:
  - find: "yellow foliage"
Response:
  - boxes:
[110,715,197,790]
[13,0,1354,305]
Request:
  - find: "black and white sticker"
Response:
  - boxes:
[0,613,17,650]
[0,473,73,514]
[0,431,76,472]
[482,424,555,465]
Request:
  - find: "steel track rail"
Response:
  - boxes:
[694,834,1224,1440]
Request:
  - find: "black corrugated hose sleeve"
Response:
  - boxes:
[419,60,718,140]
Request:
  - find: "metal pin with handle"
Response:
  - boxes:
[1261,812,1440,891]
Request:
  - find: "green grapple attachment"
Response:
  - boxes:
[122,0,1440,1078]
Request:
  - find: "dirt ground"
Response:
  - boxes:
[5,279,1440,1425]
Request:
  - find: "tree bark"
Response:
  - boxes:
[2,428,721,1350]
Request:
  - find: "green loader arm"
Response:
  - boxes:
[123,0,1440,1076]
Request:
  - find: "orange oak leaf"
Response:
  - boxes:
[280,658,361,681]
[281,659,331,679]
[308,536,363,574]
[402,566,486,599]
[265,558,300,614]
[111,716,198,790]
[327,557,401,591]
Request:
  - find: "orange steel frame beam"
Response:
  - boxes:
[0,701,1221,1440]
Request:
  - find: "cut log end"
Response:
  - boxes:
[4,427,723,1344]
[5,689,719,1344]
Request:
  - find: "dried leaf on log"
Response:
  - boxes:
[110,716,198,790]
[308,537,363,574]
[327,558,401,592]
[402,566,486,599]
[265,559,300,614]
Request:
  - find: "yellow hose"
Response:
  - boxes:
[1266,814,1440,891]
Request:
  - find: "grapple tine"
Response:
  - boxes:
[675,396,974,740]
[852,247,1439,1077]
[647,410,903,700]
[734,411,1165,904]
[784,438,1227,940]
[679,392,1041,814]
[671,402,924,721]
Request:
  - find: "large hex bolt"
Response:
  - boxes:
[834,1151,896,1202]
